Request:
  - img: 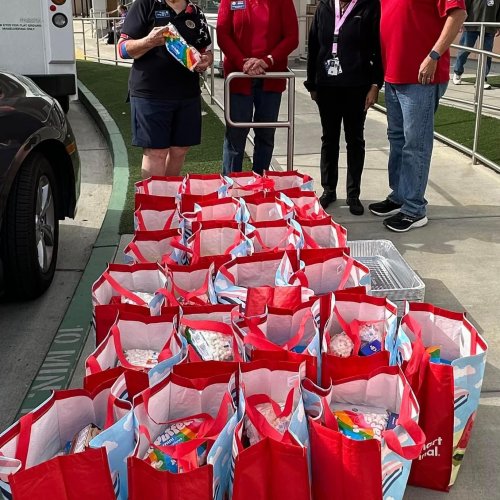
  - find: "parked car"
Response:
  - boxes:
[0,71,80,299]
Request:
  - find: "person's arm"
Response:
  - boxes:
[216,0,247,71]
[418,7,467,84]
[194,9,214,72]
[303,8,320,99]
[118,0,166,60]
[364,1,383,110]
[119,27,169,59]
[244,0,299,75]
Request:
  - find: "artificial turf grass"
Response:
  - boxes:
[463,75,500,87]
[377,91,500,165]
[76,60,249,234]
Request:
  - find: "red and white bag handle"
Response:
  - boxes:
[250,225,298,253]
[139,392,232,470]
[320,386,425,460]
[382,384,426,460]
[243,309,315,352]
[244,389,296,444]
[101,271,148,306]
[135,208,177,232]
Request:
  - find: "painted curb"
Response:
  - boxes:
[15,82,129,418]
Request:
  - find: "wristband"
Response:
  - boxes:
[265,54,274,67]
[120,41,132,59]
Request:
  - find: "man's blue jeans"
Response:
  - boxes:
[453,31,495,77]
[385,82,447,218]
[222,79,282,175]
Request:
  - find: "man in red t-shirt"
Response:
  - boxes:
[368,0,466,232]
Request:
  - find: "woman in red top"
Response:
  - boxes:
[217,0,299,175]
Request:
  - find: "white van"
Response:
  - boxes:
[0,0,77,112]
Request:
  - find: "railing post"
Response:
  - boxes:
[224,71,295,172]
[210,25,215,105]
[82,18,87,61]
[287,75,295,172]
[472,24,486,165]
[113,19,118,66]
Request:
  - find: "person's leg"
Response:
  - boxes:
[453,31,478,76]
[385,82,404,205]
[391,83,446,218]
[142,148,169,178]
[222,91,253,175]
[341,86,369,203]
[131,96,173,178]
[168,96,202,176]
[252,80,282,174]
[165,147,190,176]
[483,32,494,78]
[316,87,343,200]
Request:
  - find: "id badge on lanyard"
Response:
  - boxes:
[325,0,357,76]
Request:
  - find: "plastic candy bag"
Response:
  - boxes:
[164,23,201,71]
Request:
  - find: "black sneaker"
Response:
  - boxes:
[319,191,336,209]
[369,198,402,216]
[346,198,364,216]
[383,212,428,232]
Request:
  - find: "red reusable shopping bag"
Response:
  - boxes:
[395,304,488,491]
[9,448,115,500]
[232,437,310,500]
[127,457,213,500]
[0,389,120,500]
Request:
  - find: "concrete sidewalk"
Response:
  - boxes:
[272,73,500,499]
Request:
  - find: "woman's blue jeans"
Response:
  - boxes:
[222,79,282,175]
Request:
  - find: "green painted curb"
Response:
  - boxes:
[16,82,130,418]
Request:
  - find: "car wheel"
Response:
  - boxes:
[1,153,59,299]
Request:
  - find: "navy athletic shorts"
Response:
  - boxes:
[130,95,202,149]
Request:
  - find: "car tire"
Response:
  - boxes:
[1,153,59,299]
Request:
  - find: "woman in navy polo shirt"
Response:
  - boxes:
[119,0,213,178]
[217,0,299,175]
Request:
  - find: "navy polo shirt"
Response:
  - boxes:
[122,0,212,99]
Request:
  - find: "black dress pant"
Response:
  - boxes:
[316,85,370,200]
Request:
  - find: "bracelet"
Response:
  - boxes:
[266,54,274,67]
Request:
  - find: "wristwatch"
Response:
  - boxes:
[429,50,441,61]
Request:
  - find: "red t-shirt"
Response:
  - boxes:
[380,0,465,84]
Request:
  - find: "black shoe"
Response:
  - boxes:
[346,198,364,216]
[383,212,428,232]
[369,198,402,216]
[319,191,336,209]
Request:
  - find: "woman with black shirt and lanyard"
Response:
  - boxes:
[305,0,383,215]
[119,0,213,178]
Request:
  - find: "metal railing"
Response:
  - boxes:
[73,16,133,66]
[224,71,296,172]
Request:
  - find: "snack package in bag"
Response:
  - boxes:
[164,23,201,71]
